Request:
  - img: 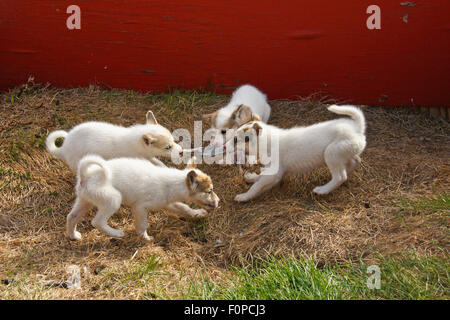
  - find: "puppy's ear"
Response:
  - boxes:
[146,110,158,125]
[186,157,197,169]
[186,170,198,191]
[202,111,218,127]
[202,111,218,119]
[252,114,261,122]
[253,122,262,136]
[232,105,253,125]
[142,133,156,146]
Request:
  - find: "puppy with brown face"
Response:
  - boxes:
[185,162,219,209]
[203,84,271,148]
[46,110,183,171]
[67,156,219,242]
[228,105,367,202]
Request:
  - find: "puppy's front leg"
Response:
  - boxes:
[166,202,207,219]
[234,173,283,202]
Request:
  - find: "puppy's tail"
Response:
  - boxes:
[77,155,111,185]
[327,105,366,134]
[46,130,68,158]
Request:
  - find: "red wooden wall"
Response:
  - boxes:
[0,1,449,106]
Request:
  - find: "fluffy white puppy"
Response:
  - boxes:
[67,156,219,241]
[228,105,366,202]
[46,111,182,171]
[203,84,271,148]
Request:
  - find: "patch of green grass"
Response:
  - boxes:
[56,117,66,126]
[0,166,34,192]
[2,129,49,159]
[394,192,449,215]
[131,254,162,279]
[145,89,218,119]
[31,134,47,149]
[4,141,25,161]
[99,254,171,299]
[180,253,449,300]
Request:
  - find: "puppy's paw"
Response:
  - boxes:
[234,193,250,202]
[313,186,330,195]
[192,209,208,218]
[69,231,82,241]
[110,229,125,238]
[141,232,154,243]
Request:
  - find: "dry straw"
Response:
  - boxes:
[0,80,448,298]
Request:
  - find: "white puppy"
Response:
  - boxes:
[67,156,219,241]
[46,111,182,171]
[229,105,366,202]
[203,84,271,148]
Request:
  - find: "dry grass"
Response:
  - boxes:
[0,80,448,299]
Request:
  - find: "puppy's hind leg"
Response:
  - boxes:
[91,189,124,238]
[131,204,153,242]
[66,197,93,240]
[346,155,361,174]
[313,143,349,195]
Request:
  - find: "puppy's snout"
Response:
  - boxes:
[179,150,183,156]
[208,202,219,209]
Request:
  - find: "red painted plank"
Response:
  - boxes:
[0,1,449,106]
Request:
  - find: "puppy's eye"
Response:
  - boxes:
[165,145,172,150]
[221,130,226,135]
[206,190,212,194]
[245,136,250,143]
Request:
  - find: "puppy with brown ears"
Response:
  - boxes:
[46,111,183,171]
[227,105,367,202]
[203,84,271,148]
[67,156,219,241]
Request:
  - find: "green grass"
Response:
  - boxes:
[179,253,449,300]
[395,193,449,214]
[97,254,171,299]
[0,166,35,192]
[144,89,218,118]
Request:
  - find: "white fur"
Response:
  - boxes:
[46,120,182,171]
[67,156,219,241]
[211,84,271,146]
[232,105,367,202]
[46,115,200,230]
